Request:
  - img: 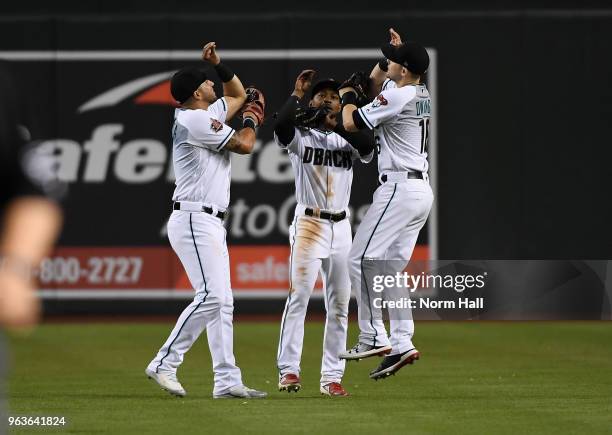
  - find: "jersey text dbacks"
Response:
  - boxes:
[302,146,353,170]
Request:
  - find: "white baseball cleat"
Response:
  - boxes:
[213,385,268,399]
[145,368,186,397]
[339,342,392,360]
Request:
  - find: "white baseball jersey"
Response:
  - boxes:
[275,125,372,386]
[274,127,372,212]
[346,79,434,358]
[357,79,431,174]
[148,97,247,397]
[171,97,234,210]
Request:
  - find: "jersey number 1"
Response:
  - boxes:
[419,119,431,154]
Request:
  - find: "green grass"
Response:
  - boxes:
[6,321,612,434]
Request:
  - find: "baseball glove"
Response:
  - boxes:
[338,71,371,107]
[294,105,331,129]
[240,87,265,125]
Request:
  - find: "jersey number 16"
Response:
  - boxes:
[419,118,431,154]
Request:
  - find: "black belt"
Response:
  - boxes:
[380,172,423,183]
[305,208,347,222]
[173,202,227,220]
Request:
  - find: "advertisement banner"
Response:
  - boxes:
[6,49,437,298]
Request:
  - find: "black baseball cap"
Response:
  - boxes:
[170,67,208,104]
[310,79,340,99]
[381,42,429,75]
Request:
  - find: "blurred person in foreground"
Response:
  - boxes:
[0,61,63,426]
[0,62,62,328]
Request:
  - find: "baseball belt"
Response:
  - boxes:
[380,172,424,183]
[304,207,347,222]
[173,202,227,220]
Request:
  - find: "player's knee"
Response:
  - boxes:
[348,254,361,275]
[201,293,222,310]
[348,245,360,262]
[220,303,233,317]
[286,289,309,311]
[327,303,349,320]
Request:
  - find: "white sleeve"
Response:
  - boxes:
[356,87,415,130]
[207,97,229,123]
[273,128,302,155]
[185,111,235,152]
[381,78,396,91]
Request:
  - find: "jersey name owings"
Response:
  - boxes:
[416,99,432,116]
[302,146,353,170]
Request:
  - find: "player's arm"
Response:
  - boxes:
[370,28,402,95]
[341,87,406,133]
[274,70,316,146]
[188,100,261,155]
[333,112,375,157]
[0,198,62,328]
[224,99,265,155]
[274,95,299,146]
[221,76,247,121]
[339,88,368,132]
[202,42,247,121]
[224,127,256,155]
[369,60,389,97]
[0,66,62,329]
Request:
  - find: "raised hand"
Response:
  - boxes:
[293,69,316,99]
[201,41,221,65]
[389,28,402,46]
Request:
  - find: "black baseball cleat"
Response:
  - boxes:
[369,348,420,380]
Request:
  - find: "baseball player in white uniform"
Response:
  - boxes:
[337,29,434,380]
[273,70,375,396]
[145,42,267,399]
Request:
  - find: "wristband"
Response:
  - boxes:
[378,58,389,72]
[214,62,235,82]
[243,117,257,130]
[341,91,358,107]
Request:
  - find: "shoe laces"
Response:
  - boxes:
[165,372,180,384]
[325,382,345,394]
[244,386,263,394]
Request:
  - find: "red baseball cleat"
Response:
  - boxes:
[320,382,349,397]
[278,373,301,392]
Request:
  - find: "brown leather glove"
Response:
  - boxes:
[240,87,265,125]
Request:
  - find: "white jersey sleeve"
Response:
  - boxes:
[356,86,417,130]
[381,78,396,91]
[181,109,235,152]
[207,97,229,123]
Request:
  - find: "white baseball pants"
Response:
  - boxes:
[277,205,352,385]
[147,210,242,396]
[349,175,434,355]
